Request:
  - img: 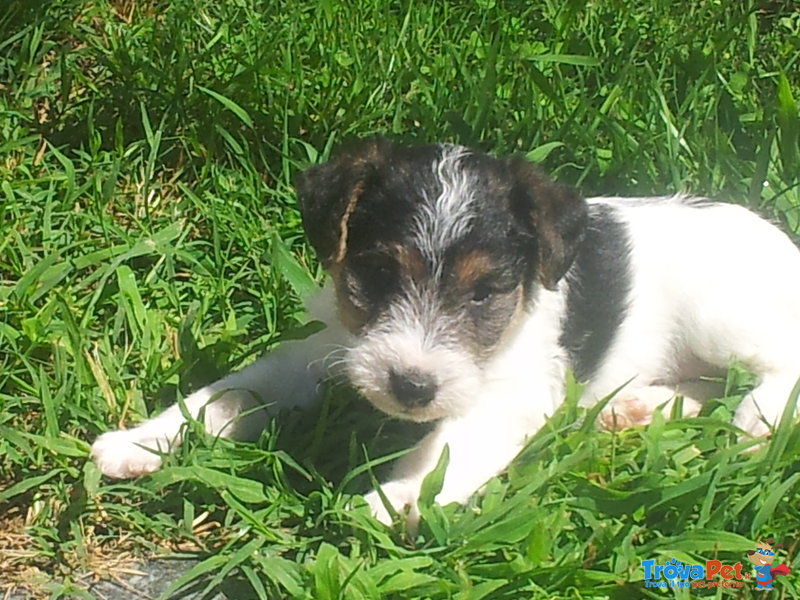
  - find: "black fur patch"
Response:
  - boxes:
[560,203,632,381]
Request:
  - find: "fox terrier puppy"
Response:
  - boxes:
[91,137,800,526]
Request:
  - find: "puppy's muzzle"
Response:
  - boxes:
[389,368,438,408]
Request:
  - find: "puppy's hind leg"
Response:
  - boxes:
[91,314,347,479]
[597,381,721,431]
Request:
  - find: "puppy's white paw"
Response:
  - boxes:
[363,480,420,528]
[90,429,166,479]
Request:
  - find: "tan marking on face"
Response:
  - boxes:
[336,300,368,333]
[329,263,369,333]
[394,245,427,283]
[451,250,494,290]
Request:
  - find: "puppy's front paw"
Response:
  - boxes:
[90,429,166,479]
[363,480,420,528]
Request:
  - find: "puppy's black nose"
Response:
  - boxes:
[389,368,437,408]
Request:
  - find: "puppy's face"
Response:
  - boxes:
[296,138,586,421]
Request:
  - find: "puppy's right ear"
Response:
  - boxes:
[295,137,392,266]
[508,157,587,290]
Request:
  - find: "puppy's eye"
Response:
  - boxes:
[471,282,494,305]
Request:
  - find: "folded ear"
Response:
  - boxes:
[508,157,587,290]
[294,136,392,266]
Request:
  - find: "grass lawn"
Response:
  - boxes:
[2,0,800,598]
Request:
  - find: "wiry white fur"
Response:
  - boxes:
[345,286,480,422]
[413,145,474,272]
[91,192,800,531]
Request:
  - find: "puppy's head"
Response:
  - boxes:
[295,137,586,421]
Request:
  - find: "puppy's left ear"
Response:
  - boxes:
[508,157,587,290]
[294,137,392,266]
